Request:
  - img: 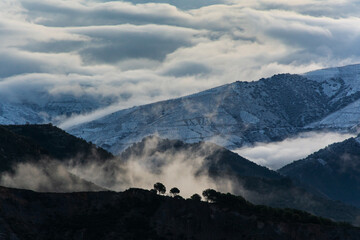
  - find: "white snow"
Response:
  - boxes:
[240,111,260,124]
[305,64,360,97]
[306,98,360,129]
[355,137,360,145]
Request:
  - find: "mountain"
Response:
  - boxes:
[0,124,111,192]
[0,126,46,172]
[1,125,360,223]
[120,136,281,180]
[67,64,360,154]
[0,186,358,239]
[0,92,116,125]
[3,124,113,163]
[279,135,360,208]
[304,64,360,130]
[109,136,360,224]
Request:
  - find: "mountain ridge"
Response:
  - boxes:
[67,64,360,154]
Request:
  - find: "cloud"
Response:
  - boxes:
[0,160,103,192]
[0,137,236,197]
[161,61,211,77]
[71,24,202,63]
[234,132,354,170]
[67,137,237,197]
[2,0,360,127]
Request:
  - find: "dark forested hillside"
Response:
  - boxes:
[0,186,358,240]
[279,135,360,208]
[0,125,111,192]
[118,136,360,224]
[3,124,113,163]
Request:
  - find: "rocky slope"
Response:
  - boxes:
[279,134,360,208]
[67,64,360,154]
[0,187,358,240]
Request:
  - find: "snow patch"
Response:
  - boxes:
[306,98,360,129]
[355,137,360,145]
[240,111,260,124]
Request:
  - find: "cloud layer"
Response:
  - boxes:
[0,137,236,198]
[235,132,354,170]
[2,0,360,126]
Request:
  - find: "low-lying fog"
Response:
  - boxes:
[234,131,354,170]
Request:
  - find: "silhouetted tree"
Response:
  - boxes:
[190,193,201,201]
[170,187,180,197]
[174,195,184,200]
[153,182,166,195]
[202,189,218,202]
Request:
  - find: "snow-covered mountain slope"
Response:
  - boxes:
[304,64,360,130]
[67,64,360,154]
[306,98,360,130]
[0,102,46,125]
[304,64,360,98]
[68,74,337,154]
[0,92,116,125]
[4,64,360,154]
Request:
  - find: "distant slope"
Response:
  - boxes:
[0,187,358,239]
[114,136,360,224]
[279,135,360,208]
[68,64,360,154]
[69,74,331,153]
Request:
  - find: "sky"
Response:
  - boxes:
[2,0,360,115]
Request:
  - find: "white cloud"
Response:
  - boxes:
[234,132,354,170]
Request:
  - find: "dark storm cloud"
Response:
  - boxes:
[20,0,193,27]
[0,51,44,78]
[162,61,211,77]
[22,40,85,53]
[72,25,198,63]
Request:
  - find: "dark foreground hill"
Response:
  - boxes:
[0,186,358,240]
[1,126,360,224]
